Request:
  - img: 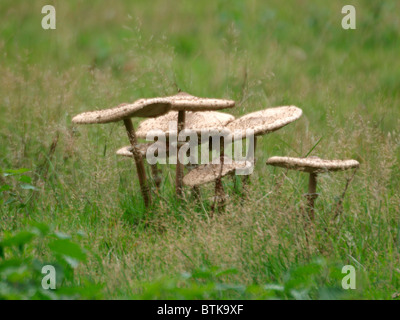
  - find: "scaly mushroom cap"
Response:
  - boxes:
[116,141,168,158]
[266,156,360,173]
[72,98,171,124]
[167,92,235,111]
[136,111,235,139]
[226,106,302,137]
[183,157,249,187]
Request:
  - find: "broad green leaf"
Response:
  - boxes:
[3,265,31,283]
[290,288,310,300]
[1,231,36,248]
[3,168,30,176]
[63,256,80,268]
[264,284,285,292]
[20,184,37,191]
[48,239,86,262]
[29,222,51,236]
[0,184,11,192]
[53,232,71,240]
[18,175,32,184]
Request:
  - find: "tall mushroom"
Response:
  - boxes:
[225,106,303,186]
[137,92,235,197]
[135,110,235,195]
[265,156,360,219]
[182,156,248,212]
[72,98,171,207]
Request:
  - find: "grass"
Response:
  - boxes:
[0,0,400,299]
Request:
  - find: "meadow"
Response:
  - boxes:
[0,0,399,299]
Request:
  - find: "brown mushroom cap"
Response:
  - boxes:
[72,98,171,124]
[266,156,360,173]
[182,157,249,187]
[226,106,302,137]
[116,141,168,158]
[136,111,235,139]
[167,92,235,111]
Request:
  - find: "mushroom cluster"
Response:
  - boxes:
[72,92,235,207]
[72,90,360,215]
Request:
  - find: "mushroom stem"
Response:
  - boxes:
[232,175,238,192]
[123,118,151,207]
[150,164,162,191]
[308,172,317,194]
[213,177,226,212]
[213,136,226,212]
[175,110,186,197]
[306,172,318,219]
[192,185,201,201]
[242,136,257,189]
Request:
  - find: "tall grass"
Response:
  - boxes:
[0,0,399,299]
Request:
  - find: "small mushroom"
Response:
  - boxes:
[166,92,235,197]
[72,98,171,207]
[226,106,303,187]
[266,156,360,219]
[183,156,248,212]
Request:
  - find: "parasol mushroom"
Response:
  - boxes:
[137,92,235,197]
[136,110,235,139]
[265,156,360,219]
[226,106,303,186]
[183,156,249,212]
[136,110,235,197]
[72,98,171,207]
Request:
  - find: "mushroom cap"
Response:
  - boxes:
[183,157,249,187]
[136,111,235,139]
[72,98,171,124]
[266,156,360,173]
[116,142,168,158]
[167,92,235,111]
[226,106,302,137]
